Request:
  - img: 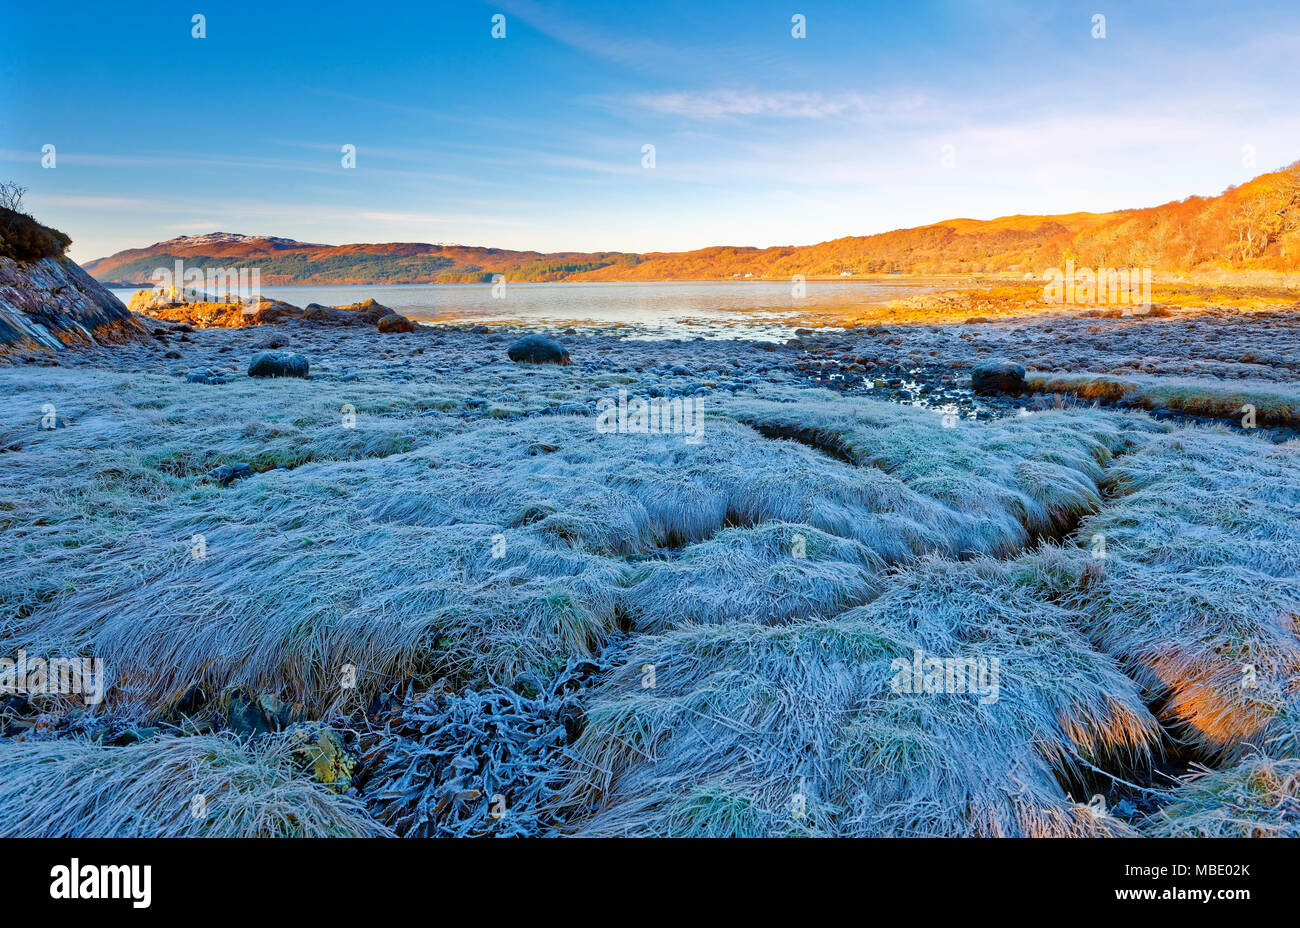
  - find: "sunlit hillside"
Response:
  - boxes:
[84,163,1300,285]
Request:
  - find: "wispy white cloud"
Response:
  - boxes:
[628,89,927,121]
[35,194,162,210]
[499,0,772,77]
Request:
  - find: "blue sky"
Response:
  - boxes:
[3,0,1299,261]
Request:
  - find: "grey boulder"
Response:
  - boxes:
[248,351,309,379]
[507,334,570,365]
[970,360,1027,395]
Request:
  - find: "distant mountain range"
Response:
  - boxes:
[85,163,1300,286]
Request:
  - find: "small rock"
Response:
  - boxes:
[222,688,307,736]
[173,684,207,718]
[248,350,309,378]
[111,727,161,746]
[970,360,1027,395]
[259,693,307,730]
[284,722,356,794]
[207,462,254,486]
[507,334,570,365]
[186,369,212,383]
[377,313,414,333]
[223,688,270,737]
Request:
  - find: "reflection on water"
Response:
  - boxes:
[112,279,939,340]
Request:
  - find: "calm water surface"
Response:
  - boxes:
[112,279,939,339]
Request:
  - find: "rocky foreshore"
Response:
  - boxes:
[23,288,1300,440]
[127,289,416,333]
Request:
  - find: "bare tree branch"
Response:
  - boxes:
[0,181,27,212]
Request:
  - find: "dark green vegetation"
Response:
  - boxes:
[0,207,71,262]
[98,250,636,285]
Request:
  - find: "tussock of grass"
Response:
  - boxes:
[1026,372,1300,426]
[565,557,1157,837]
[1143,754,1300,837]
[622,523,884,632]
[0,734,388,837]
[1048,428,1300,760]
[729,395,1149,553]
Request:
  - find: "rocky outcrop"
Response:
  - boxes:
[130,292,413,332]
[0,255,144,357]
[300,298,391,326]
[129,289,301,328]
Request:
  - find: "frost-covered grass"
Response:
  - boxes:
[0,366,1154,714]
[1143,754,1300,838]
[729,395,1151,554]
[3,320,1300,837]
[622,523,884,632]
[1044,427,1300,761]
[0,734,388,837]
[1025,371,1300,426]
[566,557,1156,837]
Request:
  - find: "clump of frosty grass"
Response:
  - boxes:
[1051,427,1300,761]
[565,556,1157,837]
[1145,754,1300,838]
[2,356,1298,836]
[621,523,885,632]
[1025,371,1300,427]
[0,734,387,837]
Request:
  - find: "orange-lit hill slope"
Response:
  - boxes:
[85,163,1300,285]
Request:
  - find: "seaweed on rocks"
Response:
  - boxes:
[359,643,623,837]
